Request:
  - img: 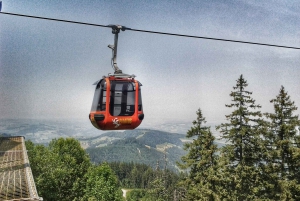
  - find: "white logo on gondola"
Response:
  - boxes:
[112,118,120,128]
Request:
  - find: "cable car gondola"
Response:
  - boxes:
[89,25,144,130]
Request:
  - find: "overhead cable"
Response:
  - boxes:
[0,12,109,28]
[128,28,300,50]
[1,11,300,50]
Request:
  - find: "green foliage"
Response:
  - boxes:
[27,140,179,201]
[265,86,300,178]
[108,162,155,188]
[83,163,123,201]
[26,140,49,178]
[27,138,91,201]
[178,108,221,201]
[107,161,180,200]
[52,138,91,199]
[146,177,170,201]
[146,169,182,201]
[87,138,164,166]
[217,75,263,165]
[263,86,300,199]
[107,161,180,196]
[85,129,186,173]
[24,78,300,201]
[126,189,147,201]
[216,74,265,200]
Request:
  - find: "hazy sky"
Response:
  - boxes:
[0,0,299,129]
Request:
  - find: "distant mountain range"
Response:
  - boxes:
[80,129,225,172]
[0,119,225,172]
[79,129,187,172]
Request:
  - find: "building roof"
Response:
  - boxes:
[0,136,42,201]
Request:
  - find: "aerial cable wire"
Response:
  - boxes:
[0,12,109,28]
[1,11,300,50]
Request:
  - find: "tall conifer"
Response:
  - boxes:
[178,108,220,201]
[217,75,264,200]
[264,86,300,199]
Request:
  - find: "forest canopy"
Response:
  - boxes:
[26,75,300,201]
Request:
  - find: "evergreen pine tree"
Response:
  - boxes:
[264,86,300,199]
[178,108,220,201]
[216,74,264,200]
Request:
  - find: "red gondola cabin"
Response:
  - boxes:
[89,75,144,130]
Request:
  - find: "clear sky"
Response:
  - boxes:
[0,0,299,129]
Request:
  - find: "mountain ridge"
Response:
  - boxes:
[82,129,188,172]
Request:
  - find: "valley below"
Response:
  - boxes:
[0,118,224,172]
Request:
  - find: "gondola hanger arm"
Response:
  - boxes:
[107,25,130,74]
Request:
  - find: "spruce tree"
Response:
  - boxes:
[178,108,220,201]
[216,74,264,200]
[264,86,300,199]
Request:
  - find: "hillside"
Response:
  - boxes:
[83,129,187,172]
[0,119,225,172]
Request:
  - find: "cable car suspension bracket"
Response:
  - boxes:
[107,24,131,75]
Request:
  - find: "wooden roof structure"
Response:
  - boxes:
[0,136,42,201]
